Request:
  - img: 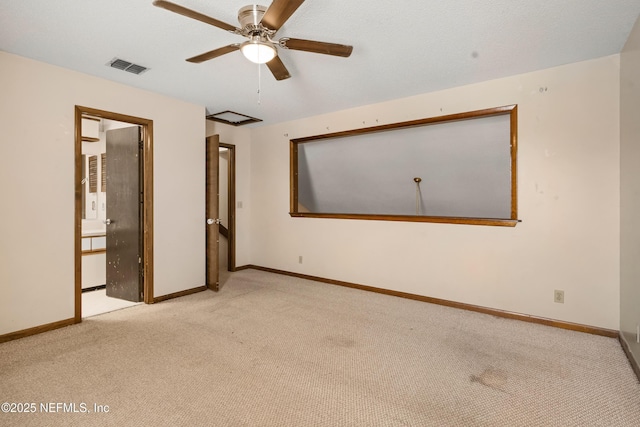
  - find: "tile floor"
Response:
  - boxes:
[82,289,140,318]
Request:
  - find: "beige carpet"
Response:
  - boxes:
[1,269,639,426]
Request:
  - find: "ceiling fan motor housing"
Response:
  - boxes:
[238,5,268,29]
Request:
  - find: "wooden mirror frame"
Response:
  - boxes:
[290,105,518,227]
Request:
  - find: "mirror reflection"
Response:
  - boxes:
[81,117,131,228]
[81,117,103,221]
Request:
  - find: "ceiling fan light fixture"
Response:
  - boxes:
[240,39,276,64]
[152,0,353,80]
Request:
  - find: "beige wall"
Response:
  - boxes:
[248,55,621,330]
[0,52,205,335]
[621,16,640,362]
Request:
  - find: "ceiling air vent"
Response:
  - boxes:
[107,58,149,75]
[206,111,262,126]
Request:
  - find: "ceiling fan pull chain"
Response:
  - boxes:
[257,62,262,105]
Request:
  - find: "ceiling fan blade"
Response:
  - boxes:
[266,56,291,81]
[186,44,240,63]
[153,0,239,32]
[280,38,353,57]
[260,0,305,31]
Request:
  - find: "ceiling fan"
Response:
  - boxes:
[152,0,353,80]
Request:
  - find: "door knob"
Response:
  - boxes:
[104,219,112,225]
[207,218,221,225]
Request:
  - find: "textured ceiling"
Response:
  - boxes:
[1,0,640,126]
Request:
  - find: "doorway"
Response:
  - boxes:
[74,106,154,322]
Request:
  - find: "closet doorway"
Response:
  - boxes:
[74,106,154,322]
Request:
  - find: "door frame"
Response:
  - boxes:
[74,106,154,322]
[219,142,236,271]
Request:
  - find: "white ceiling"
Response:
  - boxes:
[2,0,640,126]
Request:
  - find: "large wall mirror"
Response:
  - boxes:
[290,105,518,227]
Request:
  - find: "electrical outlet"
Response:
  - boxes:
[298,256,303,264]
[554,290,564,304]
